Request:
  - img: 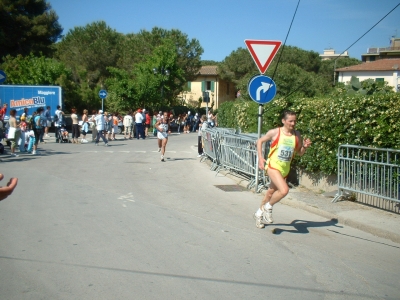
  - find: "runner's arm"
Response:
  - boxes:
[256,129,277,170]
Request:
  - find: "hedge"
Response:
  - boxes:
[217,92,400,175]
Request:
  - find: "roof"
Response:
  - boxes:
[336,59,400,72]
[198,66,218,75]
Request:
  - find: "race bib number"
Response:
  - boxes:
[277,145,294,162]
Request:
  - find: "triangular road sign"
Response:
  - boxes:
[244,40,282,74]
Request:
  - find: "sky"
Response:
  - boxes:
[48,0,400,62]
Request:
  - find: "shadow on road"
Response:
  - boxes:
[271,218,342,234]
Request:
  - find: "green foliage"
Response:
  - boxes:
[340,76,395,95]
[218,46,338,99]
[55,21,122,88]
[319,57,361,86]
[218,93,400,175]
[0,0,63,61]
[1,53,71,85]
[0,53,81,112]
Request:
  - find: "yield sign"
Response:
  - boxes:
[244,40,282,74]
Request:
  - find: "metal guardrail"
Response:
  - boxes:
[201,128,270,192]
[333,145,400,204]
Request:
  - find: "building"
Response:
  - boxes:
[182,66,236,110]
[361,37,400,62]
[335,58,400,92]
[319,49,349,60]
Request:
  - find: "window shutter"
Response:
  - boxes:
[201,81,205,91]
[211,81,215,92]
[187,81,191,91]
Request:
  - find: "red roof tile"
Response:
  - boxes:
[336,59,400,72]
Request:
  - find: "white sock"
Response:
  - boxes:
[264,202,273,210]
[255,208,263,217]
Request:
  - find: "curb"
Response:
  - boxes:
[202,159,400,244]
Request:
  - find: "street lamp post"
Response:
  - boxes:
[153,67,170,102]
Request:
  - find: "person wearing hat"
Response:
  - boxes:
[94,109,109,146]
[134,108,145,139]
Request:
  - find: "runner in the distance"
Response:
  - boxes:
[254,110,311,228]
[155,111,170,162]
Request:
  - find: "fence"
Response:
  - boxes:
[333,145,400,208]
[201,128,269,192]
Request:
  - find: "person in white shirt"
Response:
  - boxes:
[155,111,170,162]
[123,111,133,139]
[94,110,109,146]
[135,109,145,139]
[197,115,208,157]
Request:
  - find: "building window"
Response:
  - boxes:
[375,78,384,82]
[202,80,215,92]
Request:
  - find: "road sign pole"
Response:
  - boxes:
[255,104,263,193]
[102,98,104,112]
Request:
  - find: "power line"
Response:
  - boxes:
[334,2,400,61]
[271,0,301,81]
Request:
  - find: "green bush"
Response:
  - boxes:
[218,92,400,175]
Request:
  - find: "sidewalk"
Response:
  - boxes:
[213,164,400,244]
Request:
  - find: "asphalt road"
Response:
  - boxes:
[0,133,399,300]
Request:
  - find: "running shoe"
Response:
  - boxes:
[262,208,274,224]
[158,148,161,152]
[253,212,265,229]
[10,153,19,157]
[161,155,165,162]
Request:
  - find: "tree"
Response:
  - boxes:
[134,39,186,109]
[0,0,62,61]
[117,27,203,82]
[55,21,122,88]
[0,53,81,111]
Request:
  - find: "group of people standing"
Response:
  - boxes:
[3,105,54,156]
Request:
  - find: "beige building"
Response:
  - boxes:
[319,49,349,60]
[336,58,400,92]
[362,37,400,62]
[182,66,236,110]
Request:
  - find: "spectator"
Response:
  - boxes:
[104,112,112,140]
[144,110,151,137]
[71,108,80,144]
[55,105,64,143]
[90,110,97,142]
[43,106,52,138]
[123,111,133,139]
[19,116,28,152]
[207,110,215,127]
[81,109,89,143]
[197,115,208,157]
[192,113,199,132]
[32,107,46,155]
[8,109,21,157]
[135,109,145,140]
[94,110,108,146]
[112,113,119,140]
[0,103,7,126]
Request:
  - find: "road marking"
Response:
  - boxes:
[119,151,130,153]
[119,192,135,207]
[135,151,146,153]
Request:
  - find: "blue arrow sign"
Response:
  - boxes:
[0,70,6,83]
[248,75,276,104]
[99,89,107,99]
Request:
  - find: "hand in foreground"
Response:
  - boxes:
[0,174,18,201]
